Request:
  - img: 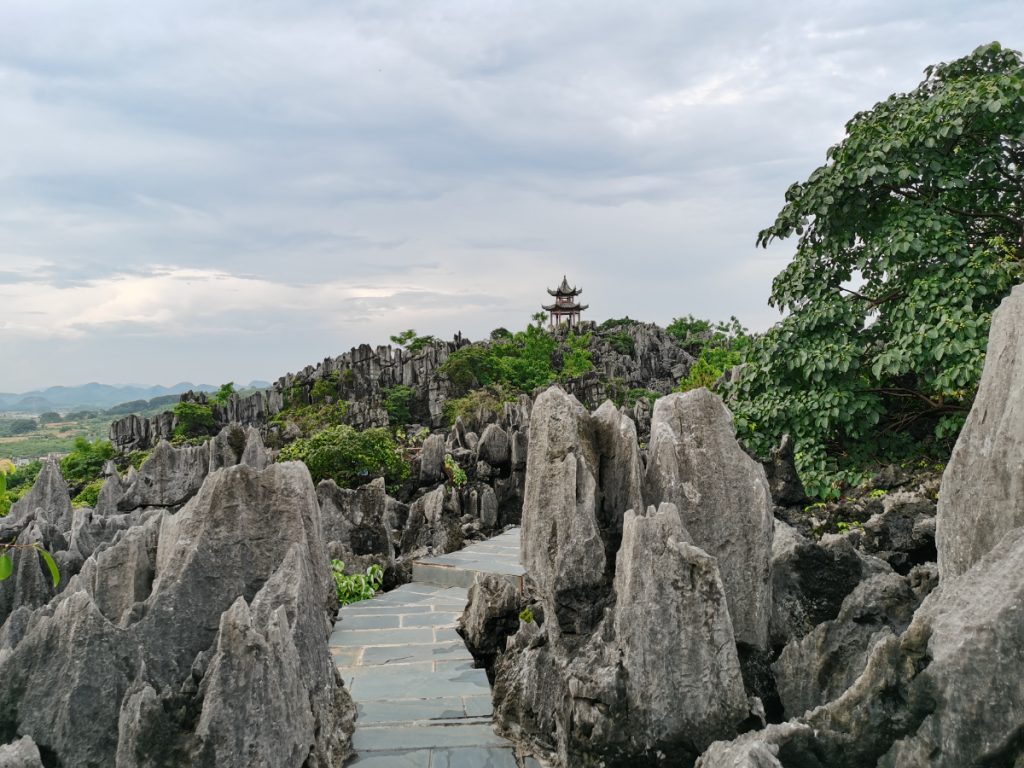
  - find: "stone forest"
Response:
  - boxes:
[1,43,1023,768]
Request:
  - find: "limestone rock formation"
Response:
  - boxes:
[762,434,807,506]
[937,284,1024,579]
[0,736,44,768]
[458,573,525,674]
[645,388,774,650]
[493,387,753,766]
[0,460,355,767]
[400,485,464,557]
[7,459,72,532]
[317,477,395,577]
[772,572,920,718]
[118,440,210,510]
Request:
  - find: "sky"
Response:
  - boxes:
[0,0,1020,391]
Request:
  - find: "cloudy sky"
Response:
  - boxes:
[0,1,1019,391]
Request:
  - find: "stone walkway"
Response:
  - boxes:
[332,528,535,767]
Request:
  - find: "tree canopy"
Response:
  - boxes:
[731,42,1024,498]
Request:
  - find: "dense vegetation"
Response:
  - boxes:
[277,425,409,491]
[728,42,1024,498]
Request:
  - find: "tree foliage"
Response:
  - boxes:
[60,437,116,493]
[172,402,217,440]
[732,42,1024,498]
[277,425,409,490]
[440,321,557,395]
[211,382,236,405]
[389,329,437,355]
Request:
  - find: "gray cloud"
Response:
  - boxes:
[0,0,1020,390]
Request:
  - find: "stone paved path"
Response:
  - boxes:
[332,528,535,767]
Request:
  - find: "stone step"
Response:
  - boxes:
[412,527,525,589]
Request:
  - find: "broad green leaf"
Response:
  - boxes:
[36,547,60,588]
[0,553,12,581]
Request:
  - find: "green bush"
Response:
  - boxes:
[442,386,514,427]
[311,374,339,405]
[383,385,415,426]
[172,402,216,440]
[60,437,116,492]
[331,560,384,605]
[444,454,467,488]
[211,382,236,405]
[72,479,104,508]
[390,329,437,355]
[277,425,410,490]
[604,331,635,356]
[273,401,349,436]
[560,332,594,380]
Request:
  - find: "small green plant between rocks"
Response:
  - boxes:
[519,607,535,624]
[332,560,384,606]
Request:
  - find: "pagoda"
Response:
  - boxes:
[543,276,588,328]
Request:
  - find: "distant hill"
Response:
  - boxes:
[0,382,231,413]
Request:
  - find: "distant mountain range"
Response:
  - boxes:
[0,381,272,414]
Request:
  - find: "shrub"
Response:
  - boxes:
[442,386,514,427]
[60,437,116,492]
[383,385,415,426]
[559,332,594,380]
[211,382,236,405]
[604,331,635,356]
[444,454,467,488]
[72,479,104,508]
[277,425,410,490]
[172,402,216,440]
[331,560,384,605]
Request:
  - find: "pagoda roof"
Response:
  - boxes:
[543,302,589,312]
[547,275,582,297]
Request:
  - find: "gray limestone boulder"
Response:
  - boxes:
[477,424,510,467]
[645,389,774,650]
[937,284,1024,579]
[611,503,748,757]
[772,572,920,718]
[0,736,44,768]
[860,490,937,573]
[696,525,1024,768]
[459,572,525,673]
[695,723,815,768]
[418,433,446,484]
[208,424,272,473]
[8,459,72,533]
[316,478,395,575]
[118,440,210,509]
[400,485,464,557]
[762,434,807,506]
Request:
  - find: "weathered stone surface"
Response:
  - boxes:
[611,504,748,757]
[400,485,464,557]
[695,723,814,768]
[763,434,807,506]
[418,433,446,484]
[118,440,210,509]
[477,424,510,467]
[0,460,353,767]
[645,388,774,650]
[860,491,937,573]
[0,736,44,768]
[591,400,644,562]
[938,286,1024,579]
[700,526,1024,768]
[479,485,499,529]
[317,478,394,574]
[8,459,72,532]
[773,572,919,718]
[769,520,885,649]
[520,387,607,641]
[0,522,60,627]
[68,508,135,562]
[459,573,524,673]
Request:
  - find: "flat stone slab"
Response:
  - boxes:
[414,528,525,589]
[334,529,535,765]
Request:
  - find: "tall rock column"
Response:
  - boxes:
[937,283,1024,580]
[644,388,774,650]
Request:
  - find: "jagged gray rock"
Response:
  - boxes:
[773,572,920,718]
[695,723,815,768]
[8,459,72,532]
[459,573,524,672]
[937,284,1024,580]
[317,478,395,575]
[645,388,774,650]
[477,424,510,467]
[611,503,748,757]
[860,490,937,573]
[0,460,354,767]
[763,434,807,506]
[494,388,752,766]
[697,526,1024,768]
[769,520,887,649]
[418,433,446,484]
[0,736,44,768]
[118,440,210,509]
[400,485,464,557]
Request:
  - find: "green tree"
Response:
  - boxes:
[172,402,217,440]
[733,42,1024,498]
[60,437,116,493]
[383,385,415,426]
[211,382,236,405]
[277,425,409,489]
[389,329,437,355]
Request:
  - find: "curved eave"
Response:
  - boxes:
[543,303,588,311]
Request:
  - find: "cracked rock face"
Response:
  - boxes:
[493,388,751,766]
[644,389,774,651]
[0,460,355,768]
[938,284,1024,580]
